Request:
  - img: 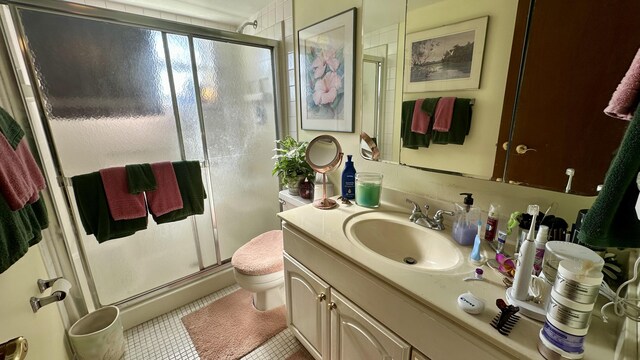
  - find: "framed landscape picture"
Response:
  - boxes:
[298,8,356,132]
[404,16,488,92]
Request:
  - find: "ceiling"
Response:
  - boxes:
[111,0,272,28]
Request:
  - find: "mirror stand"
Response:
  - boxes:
[305,135,344,210]
[313,171,341,209]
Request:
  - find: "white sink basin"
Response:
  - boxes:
[343,211,463,271]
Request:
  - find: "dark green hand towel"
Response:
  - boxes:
[401,100,431,149]
[125,163,157,194]
[421,97,440,117]
[71,172,147,243]
[432,98,473,145]
[578,105,640,248]
[0,195,47,274]
[0,106,24,149]
[153,161,206,224]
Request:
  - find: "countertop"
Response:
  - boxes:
[278,197,622,360]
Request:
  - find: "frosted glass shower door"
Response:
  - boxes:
[17,9,214,304]
[193,39,281,259]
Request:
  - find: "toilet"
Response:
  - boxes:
[230,190,311,311]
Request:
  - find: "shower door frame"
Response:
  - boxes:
[4,0,286,310]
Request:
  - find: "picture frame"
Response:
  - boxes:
[404,16,488,92]
[298,8,356,132]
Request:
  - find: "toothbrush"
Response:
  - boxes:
[511,205,539,301]
[469,220,483,264]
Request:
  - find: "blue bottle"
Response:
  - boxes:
[342,155,356,199]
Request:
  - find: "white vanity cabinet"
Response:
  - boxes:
[284,253,331,359]
[281,223,515,360]
[411,349,430,360]
[329,289,411,359]
[284,253,411,360]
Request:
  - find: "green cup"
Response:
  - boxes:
[355,172,383,208]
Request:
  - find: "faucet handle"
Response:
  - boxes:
[405,199,422,213]
[434,209,454,221]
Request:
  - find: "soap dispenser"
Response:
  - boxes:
[341,155,356,199]
[452,193,481,246]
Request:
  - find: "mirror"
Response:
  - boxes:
[360,0,639,195]
[305,135,343,209]
[361,0,406,163]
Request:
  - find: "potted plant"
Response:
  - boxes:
[272,136,315,195]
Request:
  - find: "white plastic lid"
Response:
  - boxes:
[558,259,604,286]
[545,242,604,268]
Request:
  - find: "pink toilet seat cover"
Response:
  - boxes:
[231,230,284,276]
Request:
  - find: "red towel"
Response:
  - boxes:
[604,48,640,121]
[433,97,456,132]
[0,136,46,211]
[99,167,146,220]
[410,99,430,134]
[145,162,183,217]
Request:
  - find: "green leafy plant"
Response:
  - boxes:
[272,136,315,186]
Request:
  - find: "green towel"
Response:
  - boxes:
[400,101,431,149]
[125,163,157,194]
[421,97,440,117]
[0,106,24,149]
[71,172,147,243]
[432,98,473,145]
[153,161,206,224]
[578,105,640,248]
[0,195,48,274]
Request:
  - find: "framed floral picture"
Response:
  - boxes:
[298,8,356,132]
[404,16,488,92]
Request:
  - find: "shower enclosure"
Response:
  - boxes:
[5,1,282,310]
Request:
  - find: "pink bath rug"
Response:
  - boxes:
[181,289,286,360]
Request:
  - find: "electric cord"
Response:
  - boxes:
[600,255,640,323]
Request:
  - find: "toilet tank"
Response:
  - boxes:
[279,190,311,211]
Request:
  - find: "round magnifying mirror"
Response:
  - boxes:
[305,135,343,209]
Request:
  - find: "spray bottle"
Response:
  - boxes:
[511,205,539,301]
[484,203,500,242]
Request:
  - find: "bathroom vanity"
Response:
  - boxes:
[278,195,622,360]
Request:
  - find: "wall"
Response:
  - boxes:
[65,0,234,30]
[294,0,595,226]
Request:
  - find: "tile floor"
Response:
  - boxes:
[124,284,304,359]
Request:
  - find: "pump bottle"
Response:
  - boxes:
[452,193,480,246]
[341,155,356,199]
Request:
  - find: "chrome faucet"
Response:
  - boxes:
[406,199,454,231]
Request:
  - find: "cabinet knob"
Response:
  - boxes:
[515,144,536,155]
[317,293,326,302]
[328,302,337,310]
[502,141,509,151]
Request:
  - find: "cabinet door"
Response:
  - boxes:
[284,253,331,360]
[411,349,430,360]
[329,290,410,360]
